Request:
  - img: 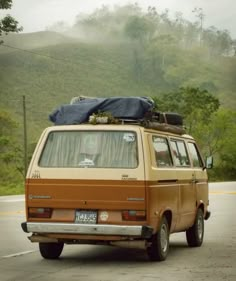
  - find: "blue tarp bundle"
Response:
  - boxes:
[49,97,154,125]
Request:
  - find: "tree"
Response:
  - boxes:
[124,15,155,45]
[192,7,205,46]
[203,27,233,57]
[184,21,200,48]
[202,109,236,180]
[152,89,236,180]
[147,34,176,75]
[173,12,185,45]
[0,110,25,185]
[0,0,22,42]
[124,15,156,80]
[215,29,232,56]
[152,87,220,133]
[159,9,172,34]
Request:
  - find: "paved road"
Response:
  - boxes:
[0,182,235,281]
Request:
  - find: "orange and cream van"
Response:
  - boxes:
[21,122,211,261]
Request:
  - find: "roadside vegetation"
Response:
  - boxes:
[0,4,236,195]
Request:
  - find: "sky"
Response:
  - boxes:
[1,0,236,38]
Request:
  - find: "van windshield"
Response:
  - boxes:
[39,131,138,168]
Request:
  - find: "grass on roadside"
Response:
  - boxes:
[0,182,24,196]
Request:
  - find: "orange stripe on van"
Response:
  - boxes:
[25,178,146,211]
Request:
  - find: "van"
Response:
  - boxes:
[21,119,211,261]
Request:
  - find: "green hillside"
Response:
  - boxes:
[0,31,75,54]
[1,32,235,136]
[0,19,236,193]
[0,34,156,138]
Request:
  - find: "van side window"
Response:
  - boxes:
[152,136,173,167]
[170,139,190,167]
[188,142,203,168]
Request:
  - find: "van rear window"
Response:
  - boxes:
[39,131,138,168]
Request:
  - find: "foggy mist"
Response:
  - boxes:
[3,0,236,39]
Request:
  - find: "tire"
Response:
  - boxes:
[147,216,170,261]
[186,208,204,247]
[39,242,64,259]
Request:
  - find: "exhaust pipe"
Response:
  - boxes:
[110,240,147,249]
[28,235,59,243]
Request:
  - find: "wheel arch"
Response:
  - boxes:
[197,200,205,214]
[162,210,172,231]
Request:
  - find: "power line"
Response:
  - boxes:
[1,43,76,64]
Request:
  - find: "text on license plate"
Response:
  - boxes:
[75,210,97,224]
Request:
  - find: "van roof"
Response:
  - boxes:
[44,124,194,140]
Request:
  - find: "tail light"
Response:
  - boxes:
[28,208,52,218]
[122,210,146,221]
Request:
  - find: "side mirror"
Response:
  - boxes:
[205,156,213,169]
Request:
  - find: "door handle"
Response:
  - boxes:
[191,177,198,184]
[192,174,198,184]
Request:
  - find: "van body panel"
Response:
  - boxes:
[142,131,209,233]
[147,181,179,233]
[195,176,209,215]
[26,179,146,222]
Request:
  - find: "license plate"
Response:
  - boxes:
[75,210,97,224]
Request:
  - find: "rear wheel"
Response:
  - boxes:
[147,216,169,261]
[186,208,204,247]
[39,242,64,259]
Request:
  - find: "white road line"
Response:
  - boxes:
[2,250,36,258]
[0,199,25,203]
[0,195,25,203]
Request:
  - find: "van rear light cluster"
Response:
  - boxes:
[28,208,52,218]
[122,210,146,221]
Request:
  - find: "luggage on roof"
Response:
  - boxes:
[49,96,185,134]
[49,96,154,125]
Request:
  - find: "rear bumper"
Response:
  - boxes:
[21,222,153,239]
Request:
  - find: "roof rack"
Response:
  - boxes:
[115,119,185,135]
[100,116,186,135]
[143,121,186,135]
[142,111,186,134]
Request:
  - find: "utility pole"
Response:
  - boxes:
[23,95,28,177]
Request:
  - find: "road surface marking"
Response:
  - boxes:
[0,210,25,216]
[1,199,25,202]
[2,250,35,258]
[0,198,24,203]
[210,191,236,195]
